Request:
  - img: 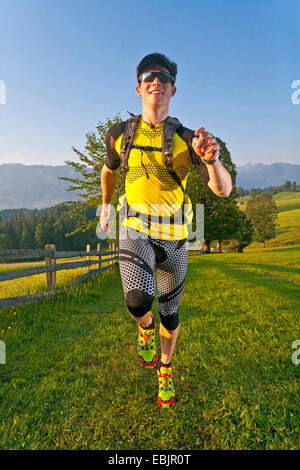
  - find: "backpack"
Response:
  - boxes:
[120,114,181,169]
[117,114,193,227]
[120,114,190,193]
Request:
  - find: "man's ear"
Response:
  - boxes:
[136,84,142,97]
[171,85,177,97]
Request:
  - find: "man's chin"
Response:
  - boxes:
[147,95,166,105]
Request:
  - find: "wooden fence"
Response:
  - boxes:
[0,243,118,310]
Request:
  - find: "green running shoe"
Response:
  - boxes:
[157,366,175,408]
[137,317,157,368]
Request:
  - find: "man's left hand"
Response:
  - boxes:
[192,127,219,161]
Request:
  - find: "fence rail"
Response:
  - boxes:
[0,243,118,310]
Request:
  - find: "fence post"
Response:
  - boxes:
[110,242,114,265]
[116,240,119,265]
[45,244,54,290]
[97,243,101,271]
[86,244,90,272]
[51,244,56,289]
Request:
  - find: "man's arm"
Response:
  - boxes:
[100,164,119,231]
[192,126,232,198]
[205,159,232,198]
[100,122,126,230]
[99,122,124,230]
[101,164,119,205]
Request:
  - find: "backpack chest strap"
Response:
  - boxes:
[131,145,162,152]
[120,115,183,187]
[120,115,182,169]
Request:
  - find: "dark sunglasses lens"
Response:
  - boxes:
[143,72,155,82]
[140,72,173,84]
[158,73,169,83]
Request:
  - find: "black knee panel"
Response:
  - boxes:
[125,289,154,318]
[159,311,180,331]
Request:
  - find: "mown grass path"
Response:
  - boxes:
[0,246,299,450]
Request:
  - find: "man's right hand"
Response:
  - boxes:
[100,203,111,232]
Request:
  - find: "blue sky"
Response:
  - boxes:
[0,0,299,167]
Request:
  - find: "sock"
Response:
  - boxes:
[158,360,171,369]
[140,315,155,330]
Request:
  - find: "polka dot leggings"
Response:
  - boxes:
[118,225,189,330]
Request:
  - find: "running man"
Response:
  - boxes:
[100,53,232,408]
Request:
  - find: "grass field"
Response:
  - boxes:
[238,191,300,214]
[0,255,114,300]
[239,191,300,249]
[0,195,299,450]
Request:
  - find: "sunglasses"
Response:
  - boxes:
[138,71,175,85]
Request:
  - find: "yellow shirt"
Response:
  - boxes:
[105,117,208,240]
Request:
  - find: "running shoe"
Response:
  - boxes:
[137,316,157,368]
[157,365,176,408]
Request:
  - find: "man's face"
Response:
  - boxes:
[136,65,176,109]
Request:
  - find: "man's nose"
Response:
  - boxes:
[152,76,162,86]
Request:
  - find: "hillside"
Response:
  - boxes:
[1,162,300,210]
[236,163,300,189]
[238,192,300,248]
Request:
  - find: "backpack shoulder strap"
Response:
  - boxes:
[166,166,187,195]
[120,115,141,171]
[162,116,182,170]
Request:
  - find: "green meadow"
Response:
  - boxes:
[239,191,300,247]
[0,193,299,450]
[0,255,114,299]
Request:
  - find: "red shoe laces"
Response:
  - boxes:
[140,326,154,351]
[159,369,172,391]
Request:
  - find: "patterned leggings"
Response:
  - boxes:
[118,225,189,330]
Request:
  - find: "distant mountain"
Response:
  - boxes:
[236,163,300,189]
[1,162,300,210]
[0,207,45,222]
[0,163,81,210]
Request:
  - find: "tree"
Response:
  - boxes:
[53,220,67,249]
[249,188,262,198]
[19,226,35,248]
[186,137,239,253]
[224,212,253,252]
[245,194,278,248]
[211,201,245,252]
[283,180,291,190]
[0,203,102,251]
[3,218,19,248]
[35,222,53,248]
[58,114,123,240]
[0,233,13,249]
[237,186,247,197]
